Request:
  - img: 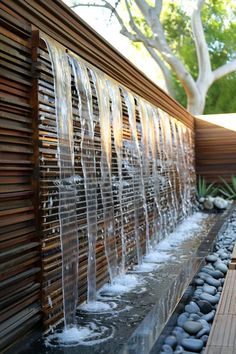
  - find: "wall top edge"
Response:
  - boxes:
[3,0,194,129]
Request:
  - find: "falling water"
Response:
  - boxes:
[70,57,98,302]
[177,123,189,217]
[44,38,196,328]
[44,36,79,328]
[90,70,118,282]
[107,81,126,273]
[138,99,151,252]
[123,90,148,265]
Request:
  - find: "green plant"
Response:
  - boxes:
[197,176,218,199]
[218,176,236,200]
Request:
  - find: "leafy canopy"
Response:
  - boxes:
[160,0,236,113]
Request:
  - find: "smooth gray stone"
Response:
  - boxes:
[194,278,204,286]
[200,293,219,304]
[205,277,221,287]
[214,262,228,274]
[189,314,201,321]
[202,310,215,322]
[183,321,203,334]
[181,338,204,352]
[208,270,224,279]
[206,254,218,263]
[185,302,200,314]
[162,344,174,353]
[165,335,178,349]
[219,252,229,260]
[174,345,184,354]
[197,300,213,314]
[196,326,210,338]
[198,272,209,281]
[202,284,217,295]
[177,313,189,327]
[201,334,209,344]
[198,318,210,330]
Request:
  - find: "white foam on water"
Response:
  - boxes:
[79,300,116,313]
[133,262,159,273]
[143,250,172,263]
[154,212,208,251]
[99,274,141,296]
[45,323,115,347]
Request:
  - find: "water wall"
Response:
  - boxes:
[40,37,196,329]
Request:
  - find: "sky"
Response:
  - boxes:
[63,0,167,90]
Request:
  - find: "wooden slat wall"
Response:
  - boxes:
[195,117,236,182]
[2,0,194,131]
[0,4,41,353]
[0,0,196,351]
[37,39,196,329]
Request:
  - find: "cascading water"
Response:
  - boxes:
[122,90,147,266]
[44,36,79,328]
[43,38,197,340]
[70,57,98,303]
[138,99,151,252]
[90,70,119,283]
[107,81,126,273]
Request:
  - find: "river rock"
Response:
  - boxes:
[177,313,189,327]
[181,338,204,352]
[162,344,173,353]
[202,310,215,322]
[164,335,178,349]
[204,199,214,210]
[196,326,210,338]
[201,334,209,344]
[197,300,213,314]
[174,345,184,354]
[205,277,221,287]
[189,313,201,321]
[185,302,200,314]
[200,292,219,304]
[194,278,204,286]
[214,262,228,274]
[183,321,203,334]
[210,270,224,279]
[214,196,228,209]
[202,284,217,295]
[206,254,218,263]
[219,252,230,260]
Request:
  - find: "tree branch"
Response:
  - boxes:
[191,0,212,85]
[212,60,236,82]
[154,0,162,17]
[144,45,175,97]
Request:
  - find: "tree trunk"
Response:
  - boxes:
[187,93,206,115]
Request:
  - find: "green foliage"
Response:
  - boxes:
[160,0,236,113]
[197,176,218,199]
[218,176,236,200]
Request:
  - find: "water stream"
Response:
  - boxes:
[44,36,79,328]
[43,38,196,334]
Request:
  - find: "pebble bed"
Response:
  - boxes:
[159,209,236,354]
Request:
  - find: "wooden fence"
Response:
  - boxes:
[0,0,203,352]
[195,115,236,183]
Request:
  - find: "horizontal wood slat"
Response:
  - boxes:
[195,117,236,182]
[0,4,41,353]
[2,0,194,130]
